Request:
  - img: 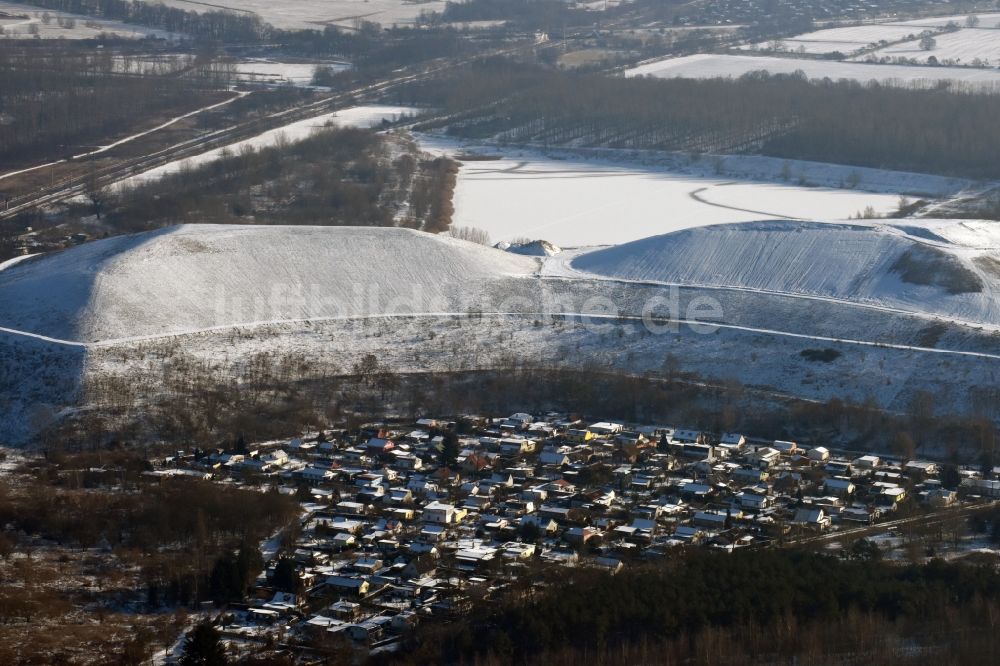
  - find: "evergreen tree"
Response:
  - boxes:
[180,622,228,666]
[272,556,302,594]
[440,431,460,469]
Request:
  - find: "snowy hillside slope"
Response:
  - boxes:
[569,220,1000,328]
[0,225,538,342]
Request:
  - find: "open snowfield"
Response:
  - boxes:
[854,27,1000,65]
[891,13,1000,29]
[112,105,421,189]
[415,136,946,247]
[743,14,1000,56]
[232,60,350,86]
[0,0,175,39]
[625,54,1000,88]
[743,24,931,55]
[146,0,446,30]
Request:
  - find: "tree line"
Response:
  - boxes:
[96,126,457,234]
[18,0,269,42]
[377,548,1000,665]
[0,464,298,609]
[0,42,231,167]
[407,60,1000,179]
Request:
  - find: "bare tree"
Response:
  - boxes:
[449,226,491,246]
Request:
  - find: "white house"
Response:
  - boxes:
[807,446,830,462]
[423,501,457,525]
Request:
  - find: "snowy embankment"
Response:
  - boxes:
[568,219,1000,329]
[624,54,1000,89]
[111,105,421,190]
[415,135,963,247]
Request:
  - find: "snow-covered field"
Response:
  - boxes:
[855,27,1000,65]
[415,136,956,247]
[892,13,1000,29]
[625,54,1000,88]
[743,24,930,55]
[231,60,350,86]
[113,105,421,189]
[743,14,1000,57]
[146,0,446,30]
[0,1,175,39]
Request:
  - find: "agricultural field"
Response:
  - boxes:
[744,13,1000,58]
[743,24,931,56]
[148,0,447,30]
[0,0,174,39]
[625,53,1000,88]
[855,27,1000,65]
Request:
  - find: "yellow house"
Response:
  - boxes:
[565,428,593,444]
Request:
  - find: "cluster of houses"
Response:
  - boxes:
[150,412,985,652]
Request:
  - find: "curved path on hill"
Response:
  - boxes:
[541,247,1000,334]
[2,309,1000,361]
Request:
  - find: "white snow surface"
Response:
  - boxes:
[568,219,1000,328]
[743,14,1000,56]
[0,0,176,39]
[143,0,447,30]
[743,24,930,55]
[415,135,943,247]
[890,13,1000,29]
[854,28,1000,65]
[625,54,1000,88]
[231,60,350,86]
[0,225,538,342]
[112,105,420,189]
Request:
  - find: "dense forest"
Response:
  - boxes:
[377,548,1000,665]
[0,456,299,607]
[405,61,1000,179]
[89,126,456,233]
[0,44,231,166]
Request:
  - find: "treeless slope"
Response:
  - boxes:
[570,220,1000,327]
[0,225,538,342]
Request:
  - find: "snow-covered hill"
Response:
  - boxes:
[3,220,1000,446]
[0,225,538,342]
[570,220,1000,328]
